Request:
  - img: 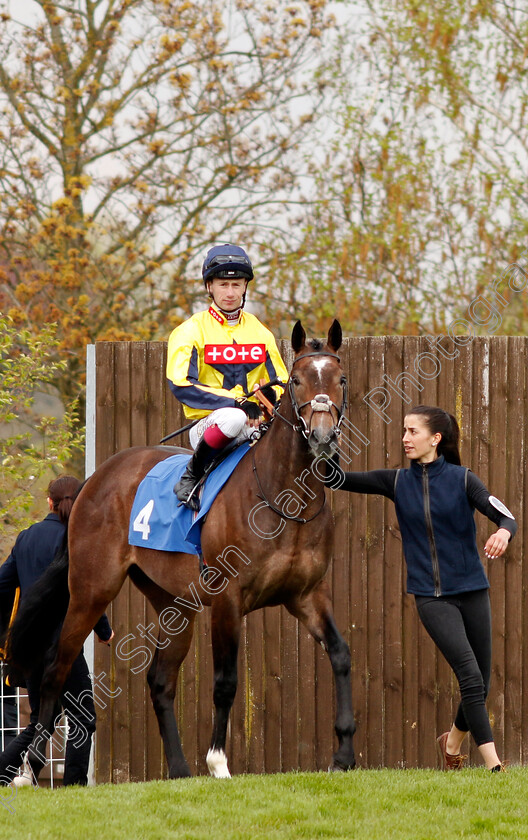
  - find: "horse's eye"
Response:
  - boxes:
[340,376,347,387]
[291,375,300,386]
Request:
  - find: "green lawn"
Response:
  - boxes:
[0,768,526,840]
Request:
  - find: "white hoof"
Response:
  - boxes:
[206,748,231,778]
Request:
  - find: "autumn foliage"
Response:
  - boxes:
[0,0,335,400]
[1,0,528,401]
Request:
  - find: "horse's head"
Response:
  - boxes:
[287,319,347,458]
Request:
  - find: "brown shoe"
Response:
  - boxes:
[491,763,507,773]
[436,732,467,770]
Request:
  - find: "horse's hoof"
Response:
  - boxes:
[11,754,38,788]
[206,748,231,778]
[328,758,356,772]
[168,766,192,779]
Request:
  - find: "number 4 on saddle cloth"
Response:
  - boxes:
[128,443,251,555]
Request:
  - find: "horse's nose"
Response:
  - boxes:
[308,425,338,455]
[311,426,333,443]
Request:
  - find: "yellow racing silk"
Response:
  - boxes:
[167,305,288,420]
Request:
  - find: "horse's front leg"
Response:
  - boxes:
[287,581,356,771]
[207,595,241,778]
[23,693,61,784]
[25,640,85,781]
[25,597,113,782]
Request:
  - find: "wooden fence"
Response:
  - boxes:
[91,336,527,781]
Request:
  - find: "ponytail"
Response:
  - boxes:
[47,475,82,524]
[409,405,461,465]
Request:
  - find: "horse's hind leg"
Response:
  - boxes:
[146,622,195,779]
[207,596,241,778]
[129,564,196,779]
[287,581,356,771]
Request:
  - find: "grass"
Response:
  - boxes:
[0,768,527,840]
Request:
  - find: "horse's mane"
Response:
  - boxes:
[307,338,324,351]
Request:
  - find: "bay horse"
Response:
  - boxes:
[7,319,356,780]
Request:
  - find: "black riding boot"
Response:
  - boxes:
[173,439,218,510]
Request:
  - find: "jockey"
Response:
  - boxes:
[167,243,288,509]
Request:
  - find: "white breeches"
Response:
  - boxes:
[189,407,253,450]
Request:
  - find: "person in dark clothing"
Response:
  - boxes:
[339,405,516,773]
[0,476,114,787]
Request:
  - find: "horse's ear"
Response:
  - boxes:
[291,320,306,353]
[327,319,342,353]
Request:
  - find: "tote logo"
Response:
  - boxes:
[205,344,266,364]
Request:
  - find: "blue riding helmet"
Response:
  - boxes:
[202,244,254,286]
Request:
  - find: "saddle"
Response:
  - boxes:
[128,442,251,555]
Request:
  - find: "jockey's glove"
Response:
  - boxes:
[257,383,277,406]
[236,399,262,420]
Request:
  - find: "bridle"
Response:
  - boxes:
[252,349,348,524]
[290,351,348,439]
[274,351,348,441]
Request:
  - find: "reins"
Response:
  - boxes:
[251,349,347,525]
[251,447,327,524]
[160,376,286,444]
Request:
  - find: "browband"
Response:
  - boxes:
[291,351,341,365]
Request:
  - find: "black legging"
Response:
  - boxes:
[415,588,493,746]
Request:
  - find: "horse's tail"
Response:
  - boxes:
[6,538,71,678]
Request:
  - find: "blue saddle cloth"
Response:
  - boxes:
[128,443,251,555]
